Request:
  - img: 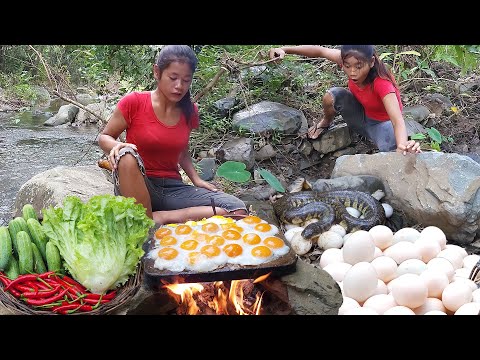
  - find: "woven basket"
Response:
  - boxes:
[0,264,143,315]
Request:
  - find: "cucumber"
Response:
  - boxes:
[22,204,38,221]
[26,218,48,262]
[4,256,19,280]
[16,231,34,275]
[0,226,13,271]
[31,242,47,274]
[45,241,62,273]
[8,217,30,255]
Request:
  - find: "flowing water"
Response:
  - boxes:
[0,101,103,225]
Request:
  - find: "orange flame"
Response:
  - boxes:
[164,274,269,315]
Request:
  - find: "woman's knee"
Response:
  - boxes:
[117,153,141,173]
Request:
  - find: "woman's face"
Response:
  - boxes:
[341,54,374,87]
[155,61,193,102]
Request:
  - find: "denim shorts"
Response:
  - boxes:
[328,87,397,152]
[113,147,247,213]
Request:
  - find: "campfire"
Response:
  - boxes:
[162,273,292,315]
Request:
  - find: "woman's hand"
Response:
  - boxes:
[108,142,138,170]
[396,140,422,155]
[269,47,285,61]
[193,179,218,192]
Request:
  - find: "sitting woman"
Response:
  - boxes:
[98,45,247,224]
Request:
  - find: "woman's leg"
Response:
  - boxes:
[148,178,247,225]
[365,118,397,152]
[307,91,337,139]
[113,148,153,218]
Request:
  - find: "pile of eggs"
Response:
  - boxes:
[147,215,290,273]
[285,224,480,315]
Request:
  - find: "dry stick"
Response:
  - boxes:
[193,66,228,103]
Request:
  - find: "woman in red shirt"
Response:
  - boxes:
[98,45,247,224]
[269,45,421,155]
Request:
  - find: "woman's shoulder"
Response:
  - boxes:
[373,77,396,91]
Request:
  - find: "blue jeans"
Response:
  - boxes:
[328,87,397,152]
[113,147,247,213]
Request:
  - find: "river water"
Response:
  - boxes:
[0,102,103,225]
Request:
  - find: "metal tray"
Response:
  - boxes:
[141,224,297,286]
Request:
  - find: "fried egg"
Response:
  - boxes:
[153,247,188,272]
[253,223,279,238]
[263,236,290,256]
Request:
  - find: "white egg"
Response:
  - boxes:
[373,279,388,296]
[391,273,428,309]
[290,232,312,256]
[362,294,397,315]
[419,226,447,250]
[317,231,344,250]
[392,227,420,245]
[342,230,375,265]
[383,241,422,264]
[338,297,360,315]
[329,224,347,237]
[397,259,427,277]
[323,262,352,282]
[437,248,464,270]
[371,256,398,283]
[463,254,480,270]
[414,237,441,263]
[454,302,480,315]
[284,227,305,243]
[369,225,393,250]
[442,282,473,313]
[319,248,344,269]
[343,262,378,303]
[426,257,455,281]
[383,306,415,315]
[419,269,450,299]
[445,244,468,259]
[381,203,394,218]
[451,277,478,292]
[424,310,447,315]
[343,307,379,315]
[345,207,361,218]
[373,247,383,259]
[472,288,480,303]
[413,297,447,315]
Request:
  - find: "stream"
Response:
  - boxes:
[0,101,103,225]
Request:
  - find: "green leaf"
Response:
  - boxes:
[427,127,442,143]
[430,142,441,152]
[410,133,426,140]
[258,168,285,193]
[216,161,251,183]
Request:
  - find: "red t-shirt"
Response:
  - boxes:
[348,77,403,121]
[117,91,199,179]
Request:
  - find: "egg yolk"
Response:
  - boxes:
[159,235,178,246]
[222,229,242,241]
[255,223,272,233]
[201,223,220,233]
[251,246,272,258]
[242,215,262,224]
[243,233,261,245]
[157,247,179,260]
[155,227,172,239]
[188,252,203,265]
[201,245,221,257]
[207,235,225,246]
[180,240,199,251]
[223,243,243,257]
[191,232,210,242]
[264,236,285,249]
[175,225,193,235]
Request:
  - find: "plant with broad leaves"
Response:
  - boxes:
[410,127,453,152]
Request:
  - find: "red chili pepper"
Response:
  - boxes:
[22,285,61,299]
[52,275,85,295]
[14,284,37,293]
[25,288,68,306]
[0,276,12,286]
[29,280,51,291]
[78,304,94,312]
[52,303,83,314]
[85,290,117,300]
[8,287,22,298]
[4,274,39,291]
[81,298,110,305]
[60,275,87,292]
[24,281,39,292]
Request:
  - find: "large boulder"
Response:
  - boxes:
[331,152,480,244]
[12,165,112,219]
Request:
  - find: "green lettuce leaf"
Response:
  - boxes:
[42,194,154,294]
